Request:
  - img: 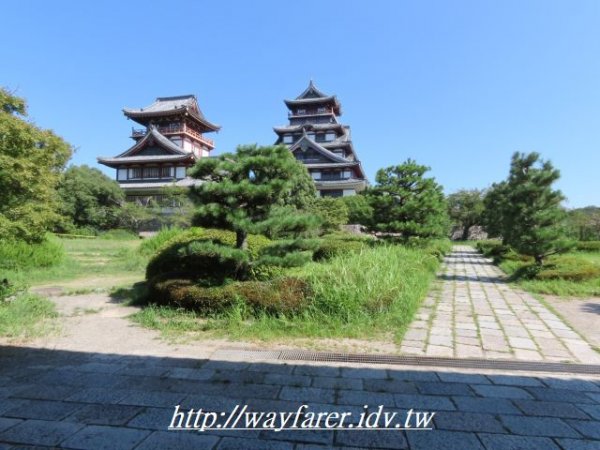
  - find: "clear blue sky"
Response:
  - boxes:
[3,0,599,207]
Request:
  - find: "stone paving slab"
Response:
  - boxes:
[401,246,600,363]
[0,346,599,449]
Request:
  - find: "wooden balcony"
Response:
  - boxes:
[132,124,214,148]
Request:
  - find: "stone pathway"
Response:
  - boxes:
[0,346,599,449]
[401,246,600,363]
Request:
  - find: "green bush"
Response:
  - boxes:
[312,232,376,261]
[310,197,349,232]
[0,237,65,271]
[575,241,600,252]
[313,239,367,261]
[148,276,310,315]
[145,228,271,283]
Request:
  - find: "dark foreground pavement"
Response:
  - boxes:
[1,346,599,449]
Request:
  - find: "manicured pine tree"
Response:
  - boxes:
[367,159,449,239]
[188,144,319,277]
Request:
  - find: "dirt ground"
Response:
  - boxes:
[542,295,600,348]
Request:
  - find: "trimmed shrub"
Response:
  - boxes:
[145,228,271,282]
[312,233,376,261]
[575,241,600,252]
[148,277,233,312]
[313,239,367,261]
[148,276,310,315]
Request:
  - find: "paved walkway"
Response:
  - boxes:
[0,346,599,449]
[401,246,600,363]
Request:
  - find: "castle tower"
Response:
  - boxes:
[274,81,367,197]
[98,95,220,203]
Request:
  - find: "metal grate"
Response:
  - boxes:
[216,348,600,375]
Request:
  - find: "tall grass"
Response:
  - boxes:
[138,227,183,256]
[0,294,58,340]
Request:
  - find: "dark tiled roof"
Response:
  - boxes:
[289,132,350,164]
[98,128,198,168]
[284,81,341,114]
[97,154,194,168]
[119,127,187,157]
[123,95,220,131]
[274,123,345,133]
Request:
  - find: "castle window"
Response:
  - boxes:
[143,167,160,179]
[130,168,142,179]
[283,134,293,144]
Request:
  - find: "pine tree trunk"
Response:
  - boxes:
[236,230,248,250]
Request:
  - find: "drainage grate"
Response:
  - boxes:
[216,348,600,375]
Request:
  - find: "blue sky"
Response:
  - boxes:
[3,0,599,207]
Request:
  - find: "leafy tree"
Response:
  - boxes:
[0,88,72,242]
[447,189,485,240]
[189,144,319,278]
[118,201,153,232]
[366,159,448,239]
[341,194,373,225]
[57,165,124,231]
[492,152,571,264]
[310,197,349,232]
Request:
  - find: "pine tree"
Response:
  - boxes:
[367,159,448,239]
[188,144,319,278]
[483,181,511,242]
[501,152,571,265]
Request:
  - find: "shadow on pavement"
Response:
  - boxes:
[0,345,598,449]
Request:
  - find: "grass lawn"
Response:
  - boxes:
[4,237,147,287]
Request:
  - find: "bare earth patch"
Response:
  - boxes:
[541,294,600,349]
